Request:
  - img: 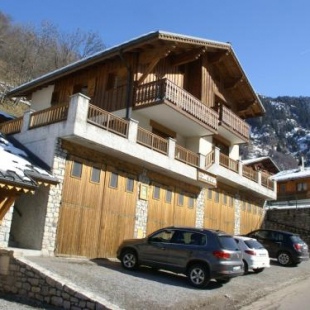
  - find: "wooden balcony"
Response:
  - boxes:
[0,94,275,199]
[205,150,274,191]
[217,103,250,142]
[134,79,218,133]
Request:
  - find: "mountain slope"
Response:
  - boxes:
[242,96,310,170]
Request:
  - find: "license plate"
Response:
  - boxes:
[233,266,241,271]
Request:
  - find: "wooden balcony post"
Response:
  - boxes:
[128,118,139,143]
[168,137,176,159]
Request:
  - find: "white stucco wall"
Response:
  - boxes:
[31,85,55,110]
[9,186,49,250]
[229,144,239,160]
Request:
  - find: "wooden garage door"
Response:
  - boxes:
[56,158,104,257]
[97,166,137,258]
[56,159,137,258]
[240,201,264,234]
[173,189,196,227]
[204,189,235,234]
[147,183,175,234]
[146,183,197,234]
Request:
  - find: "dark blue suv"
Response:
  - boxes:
[246,229,309,266]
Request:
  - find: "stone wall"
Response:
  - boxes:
[0,250,112,310]
[263,208,310,245]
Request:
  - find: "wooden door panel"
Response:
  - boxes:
[97,168,137,258]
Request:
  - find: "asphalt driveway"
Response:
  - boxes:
[17,256,310,310]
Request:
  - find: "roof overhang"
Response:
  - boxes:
[7,31,264,118]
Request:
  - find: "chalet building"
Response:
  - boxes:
[268,159,310,209]
[0,31,276,258]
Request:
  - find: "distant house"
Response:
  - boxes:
[268,158,310,209]
[0,31,276,258]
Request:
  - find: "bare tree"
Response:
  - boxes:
[0,11,106,88]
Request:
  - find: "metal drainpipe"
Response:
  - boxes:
[119,50,132,120]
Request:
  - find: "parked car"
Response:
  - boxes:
[246,229,309,266]
[234,236,270,274]
[117,226,244,288]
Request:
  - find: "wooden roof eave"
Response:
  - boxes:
[7,31,233,98]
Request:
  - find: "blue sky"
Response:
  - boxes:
[1,0,310,97]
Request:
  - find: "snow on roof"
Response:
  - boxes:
[0,110,14,120]
[272,167,310,181]
[0,133,58,188]
[242,157,270,165]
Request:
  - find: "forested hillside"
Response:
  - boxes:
[242,96,310,170]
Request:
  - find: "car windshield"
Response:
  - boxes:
[219,236,239,250]
[244,239,265,249]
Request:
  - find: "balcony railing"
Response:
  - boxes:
[0,94,274,194]
[219,153,238,173]
[87,104,128,137]
[0,117,23,134]
[261,172,274,190]
[30,103,69,129]
[135,79,218,131]
[218,104,250,140]
[175,145,199,167]
[137,127,168,154]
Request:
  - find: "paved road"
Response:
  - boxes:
[1,256,310,309]
[241,275,310,310]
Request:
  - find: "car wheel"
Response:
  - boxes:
[253,268,264,273]
[121,249,138,270]
[216,277,231,284]
[277,251,292,266]
[188,264,210,288]
[243,260,249,275]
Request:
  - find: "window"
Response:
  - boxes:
[72,161,82,178]
[165,189,172,203]
[153,186,160,200]
[279,184,286,193]
[178,193,184,206]
[223,193,227,205]
[109,172,118,188]
[297,182,307,192]
[214,191,219,203]
[207,189,212,200]
[91,167,100,183]
[229,196,234,207]
[126,177,134,192]
[188,196,195,209]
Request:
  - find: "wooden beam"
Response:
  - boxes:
[170,47,206,66]
[208,51,229,65]
[137,47,175,86]
[224,76,244,90]
[0,196,16,221]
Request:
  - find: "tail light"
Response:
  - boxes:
[293,243,303,252]
[213,250,231,259]
[245,250,256,255]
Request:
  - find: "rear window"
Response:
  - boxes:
[290,235,304,243]
[219,236,239,250]
[244,239,264,249]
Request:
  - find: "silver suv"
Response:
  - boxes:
[117,226,244,288]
